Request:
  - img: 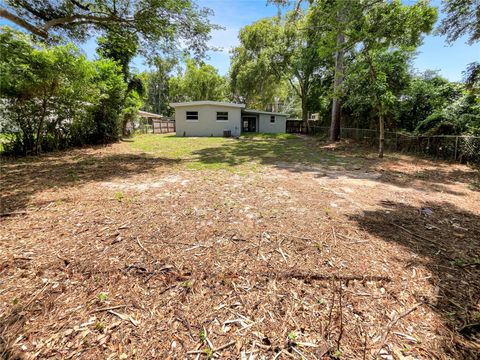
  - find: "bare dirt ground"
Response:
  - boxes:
[1,136,479,359]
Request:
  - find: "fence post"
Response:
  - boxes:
[454,136,459,161]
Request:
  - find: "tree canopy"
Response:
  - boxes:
[438,0,480,44]
[0,0,216,57]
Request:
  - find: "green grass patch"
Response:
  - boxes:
[129,133,361,172]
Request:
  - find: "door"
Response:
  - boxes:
[242,116,257,133]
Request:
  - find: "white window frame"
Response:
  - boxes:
[186,111,199,122]
[270,115,276,123]
[216,111,229,122]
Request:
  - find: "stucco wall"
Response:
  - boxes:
[175,105,242,137]
[258,114,287,133]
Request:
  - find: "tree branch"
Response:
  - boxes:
[0,6,47,38]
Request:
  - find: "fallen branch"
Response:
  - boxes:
[263,271,391,283]
[0,210,28,217]
[90,305,128,313]
[374,302,424,359]
[390,223,445,249]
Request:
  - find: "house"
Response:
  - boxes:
[169,101,287,137]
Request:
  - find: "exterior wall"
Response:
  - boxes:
[175,105,242,137]
[258,114,287,133]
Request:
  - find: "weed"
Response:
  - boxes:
[450,258,466,267]
[114,192,124,202]
[97,292,108,302]
[472,311,480,322]
[95,321,106,332]
[203,348,214,358]
[67,169,79,181]
[333,349,343,358]
[181,281,193,289]
[287,331,297,340]
[12,298,19,305]
[199,330,207,342]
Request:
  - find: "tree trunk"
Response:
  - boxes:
[329,32,345,142]
[301,93,308,134]
[35,97,48,155]
[378,111,385,158]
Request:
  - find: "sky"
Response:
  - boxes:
[1,0,479,81]
[195,0,479,81]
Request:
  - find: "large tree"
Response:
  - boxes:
[169,59,228,102]
[230,11,330,128]
[0,0,215,57]
[357,0,437,157]
[144,57,178,116]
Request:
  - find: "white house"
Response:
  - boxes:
[169,101,288,137]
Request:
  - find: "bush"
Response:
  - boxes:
[0,27,128,155]
[415,112,450,134]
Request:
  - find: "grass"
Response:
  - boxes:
[129,133,362,172]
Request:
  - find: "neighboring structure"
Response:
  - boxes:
[127,110,175,134]
[170,101,287,137]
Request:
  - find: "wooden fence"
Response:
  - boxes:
[153,120,175,134]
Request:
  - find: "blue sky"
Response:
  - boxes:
[2,0,478,81]
[196,0,479,81]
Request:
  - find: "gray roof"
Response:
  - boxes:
[243,109,289,116]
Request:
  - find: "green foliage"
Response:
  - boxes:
[144,57,178,116]
[169,59,228,102]
[398,72,462,131]
[97,292,108,302]
[97,25,139,81]
[89,59,127,144]
[3,0,216,58]
[438,0,480,44]
[0,26,97,154]
[230,10,331,121]
[0,27,128,154]
[344,49,413,124]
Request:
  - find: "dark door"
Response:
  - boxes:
[242,116,257,133]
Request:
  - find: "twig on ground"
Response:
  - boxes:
[336,281,344,352]
[374,302,424,359]
[332,227,337,247]
[265,271,391,283]
[136,237,154,257]
[390,223,445,250]
[90,305,128,313]
[325,282,336,338]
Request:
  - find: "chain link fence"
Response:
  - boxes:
[287,121,480,164]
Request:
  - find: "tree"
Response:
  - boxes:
[0,26,97,154]
[398,71,461,132]
[90,59,127,143]
[0,0,215,57]
[229,18,285,108]
[97,25,139,81]
[230,11,330,128]
[438,0,480,44]
[144,57,178,116]
[170,59,227,102]
[355,0,437,157]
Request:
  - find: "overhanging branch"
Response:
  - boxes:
[0,6,47,38]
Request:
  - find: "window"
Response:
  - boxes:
[216,111,228,121]
[270,115,276,123]
[186,111,198,121]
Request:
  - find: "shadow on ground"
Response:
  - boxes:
[193,136,479,195]
[349,200,480,358]
[192,136,360,169]
[1,152,180,213]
